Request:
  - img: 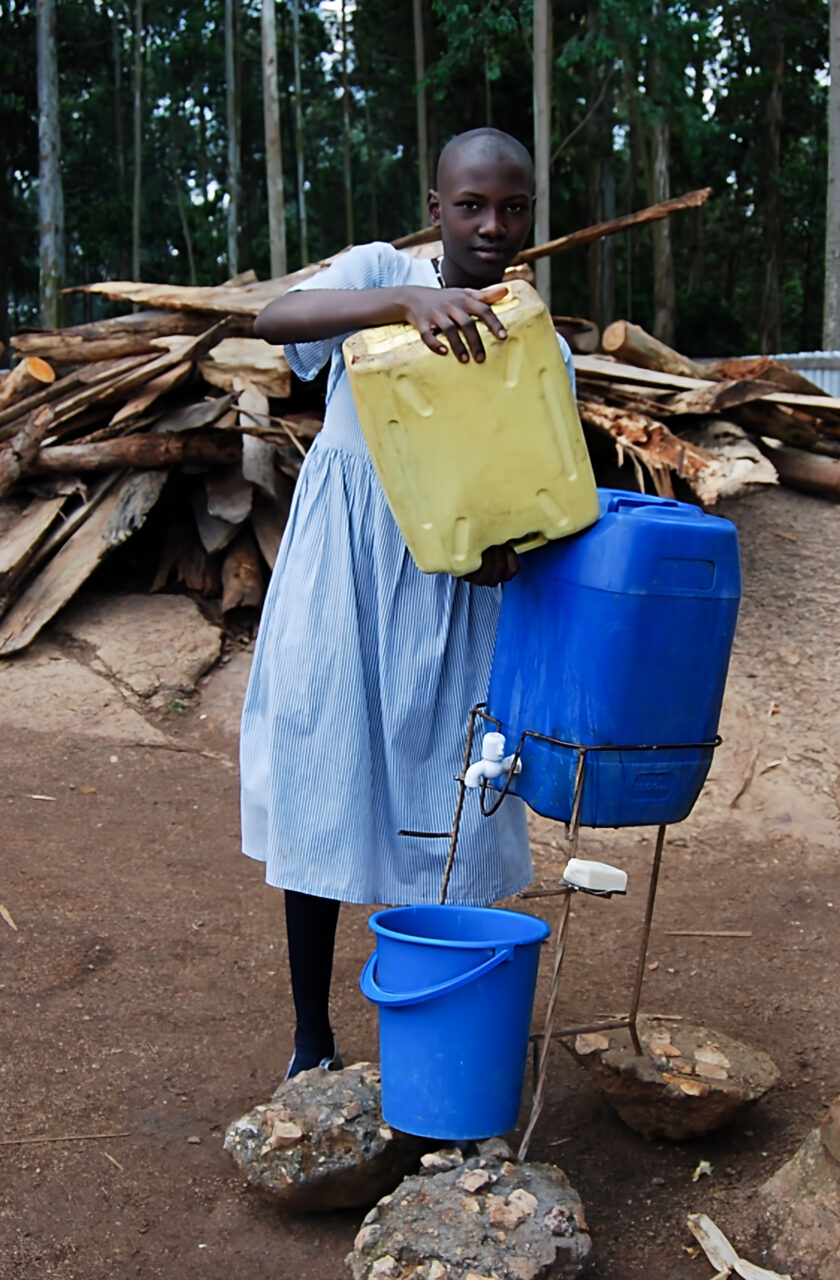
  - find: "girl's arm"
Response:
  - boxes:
[254,283,509,364]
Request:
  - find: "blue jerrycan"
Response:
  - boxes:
[486,488,741,827]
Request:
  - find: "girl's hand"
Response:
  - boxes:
[463,544,520,587]
[402,285,509,363]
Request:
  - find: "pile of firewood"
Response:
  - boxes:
[2,189,839,656]
[574,320,840,505]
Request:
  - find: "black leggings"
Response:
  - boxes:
[284,889,340,1059]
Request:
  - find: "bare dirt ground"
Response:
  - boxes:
[1,484,838,1280]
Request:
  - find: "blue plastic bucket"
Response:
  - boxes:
[360,905,550,1140]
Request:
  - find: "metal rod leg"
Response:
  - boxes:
[517,889,573,1162]
[626,823,668,1055]
[439,708,481,905]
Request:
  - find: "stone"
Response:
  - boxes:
[758,1104,840,1280]
[566,1015,779,1140]
[57,593,222,706]
[346,1149,591,1279]
[224,1062,429,1212]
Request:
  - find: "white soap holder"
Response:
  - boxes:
[562,858,628,895]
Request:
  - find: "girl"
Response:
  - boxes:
[240,128,576,1078]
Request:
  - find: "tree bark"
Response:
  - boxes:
[261,0,287,278]
[647,0,675,345]
[759,1,784,354]
[413,0,429,226]
[30,431,241,475]
[825,0,840,348]
[290,0,309,265]
[37,0,65,328]
[225,0,241,275]
[533,0,552,306]
[131,0,144,280]
[340,0,353,245]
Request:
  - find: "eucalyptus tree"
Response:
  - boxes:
[37,0,64,326]
[825,0,840,348]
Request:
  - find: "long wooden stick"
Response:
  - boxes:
[392,188,713,260]
[515,188,712,263]
[0,1130,131,1147]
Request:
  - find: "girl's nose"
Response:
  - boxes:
[479,207,505,236]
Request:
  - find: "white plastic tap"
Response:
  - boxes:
[464,732,523,789]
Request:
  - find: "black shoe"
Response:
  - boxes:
[284,1038,343,1081]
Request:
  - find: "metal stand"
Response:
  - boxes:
[421,704,721,1161]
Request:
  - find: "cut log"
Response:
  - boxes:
[13,320,230,440]
[601,321,717,381]
[0,496,66,613]
[0,357,56,411]
[516,188,713,264]
[731,402,824,452]
[221,529,264,613]
[194,337,291,399]
[0,470,167,655]
[10,310,253,363]
[108,360,194,426]
[29,430,241,474]
[761,442,840,499]
[0,408,55,498]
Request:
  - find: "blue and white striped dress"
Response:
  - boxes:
[239,241,575,906]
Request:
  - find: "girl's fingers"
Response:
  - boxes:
[419,328,451,357]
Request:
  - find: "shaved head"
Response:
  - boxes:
[436,129,534,192]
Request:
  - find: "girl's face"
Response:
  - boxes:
[427,153,535,289]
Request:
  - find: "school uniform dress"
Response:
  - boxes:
[239,241,575,906]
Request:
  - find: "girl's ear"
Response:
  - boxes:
[427,188,441,226]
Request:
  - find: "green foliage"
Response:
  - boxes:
[0,0,831,356]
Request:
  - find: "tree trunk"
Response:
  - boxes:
[290,0,309,265]
[340,0,353,245]
[261,0,287,278]
[131,0,143,280]
[413,0,429,225]
[825,0,840,348]
[37,0,65,328]
[111,3,129,279]
[533,0,551,307]
[759,2,784,355]
[225,0,241,275]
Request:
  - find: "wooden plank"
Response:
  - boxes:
[251,479,293,568]
[190,483,240,554]
[0,496,66,610]
[196,337,291,399]
[574,355,840,415]
[205,464,254,524]
[108,359,193,426]
[0,470,166,655]
[516,188,713,264]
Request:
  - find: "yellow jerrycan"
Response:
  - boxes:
[343,279,599,575]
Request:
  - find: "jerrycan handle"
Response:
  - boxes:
[510,532,547,556]
[607,494,681,514]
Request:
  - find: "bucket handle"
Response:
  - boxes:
[360,946,513,1008]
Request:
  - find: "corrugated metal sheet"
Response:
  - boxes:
[772,351,840,398]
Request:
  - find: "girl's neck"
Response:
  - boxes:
[435,256,505,290]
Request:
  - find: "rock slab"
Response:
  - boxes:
[759,1097,840,1280]
[346,1139,591,1280]
[225,1062,429,1212]
[568,1015,779,1140]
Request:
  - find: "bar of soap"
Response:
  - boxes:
[563,858,628,893]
